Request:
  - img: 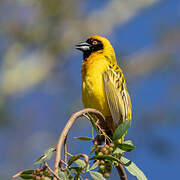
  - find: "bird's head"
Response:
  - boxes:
[76,35,116,62]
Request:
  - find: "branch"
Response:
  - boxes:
[45,162,61,180]
[116,164,127,180]
[12,171,23,179]
[53,108,105,180]
[12,108,127,180]
[64,136,68,169]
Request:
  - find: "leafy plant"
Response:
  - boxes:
[12,109,147,180]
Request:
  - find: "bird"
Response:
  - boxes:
[76,35,132,142]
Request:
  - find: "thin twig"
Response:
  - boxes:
[59,160,68,172]
[116,164,127,180]
[12,171,23,178]
[95,121,112,143]
[53,108,105,180]
[64,136,68,169]
[60,160,68,167]
[45,162,61,180]
[83,114,108,143]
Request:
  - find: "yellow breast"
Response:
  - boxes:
[81,54,111,116]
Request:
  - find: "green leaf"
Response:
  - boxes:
[68,155,81,166]
[92,127,94,139]
[70,168,78,175]
[44,147,54,160]
[121,157,148,180]
[112,119,131,141]
[90,171,106,180]
[89,145,96,158]
[68,154,88,169]
[66,152,73,157]
[89,161,99,171]
[44,177,52,180]
[87,113,101,135]
[74,159,87,168]
[66,169,73,179]
[59,170,69,180]
[113,147,124,155]
[90,155,121,164]
[73,136,93,141]
[21,170,34,175]
[34,147,54,165]
[117,140,136,152]
[124,140,135,146]
[20,174,34,179]
[70,166,82,171]
[34,154,45,165]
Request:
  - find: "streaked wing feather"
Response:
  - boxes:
[103,67,131,127]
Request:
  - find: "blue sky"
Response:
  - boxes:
[0,0,180,179]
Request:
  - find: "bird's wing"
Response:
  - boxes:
[103,64,132,127]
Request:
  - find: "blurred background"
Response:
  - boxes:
[0,0,179,179]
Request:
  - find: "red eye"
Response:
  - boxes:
[92,40,98,45]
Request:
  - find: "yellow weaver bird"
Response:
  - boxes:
[76,35,132,141]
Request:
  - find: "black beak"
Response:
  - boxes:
[75,42,91,51]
